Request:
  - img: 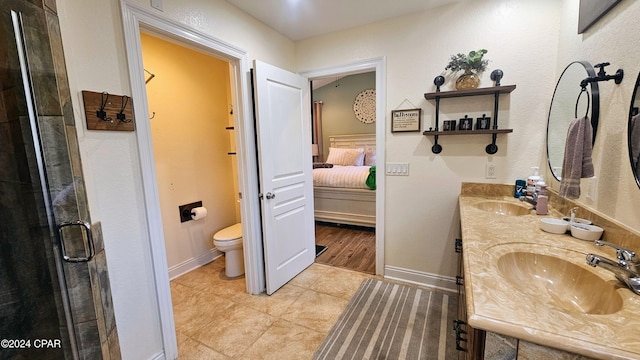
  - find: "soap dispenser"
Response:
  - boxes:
[527,167,540,196]
[536,185,548,215]
[535,175,546,195]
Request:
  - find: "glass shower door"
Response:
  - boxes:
[0,0,120,357]
[0,7,75,360]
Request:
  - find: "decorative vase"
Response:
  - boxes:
[456,72,480,90]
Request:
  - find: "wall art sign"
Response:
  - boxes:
[391,108,421,133]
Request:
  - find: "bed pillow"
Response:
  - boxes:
[325,147,365,166]
[364,148,376,166]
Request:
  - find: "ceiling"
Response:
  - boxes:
[226,0,464,41]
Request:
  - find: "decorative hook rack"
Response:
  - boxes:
[580,62,623,89]
[82,90,135,131]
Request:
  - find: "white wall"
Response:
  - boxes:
[55,0,295,358]
[551,0,640,230]
[296,0,562,278]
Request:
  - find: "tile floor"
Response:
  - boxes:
[170,257,373,359]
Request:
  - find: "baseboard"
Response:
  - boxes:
[384,265,457,294]
[168,249,222,280]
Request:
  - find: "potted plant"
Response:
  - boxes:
[445,49,489,90]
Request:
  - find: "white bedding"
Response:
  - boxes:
[312,165,372,189]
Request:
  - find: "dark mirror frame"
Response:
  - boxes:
[628,72,640,189]
[546,61,600,181]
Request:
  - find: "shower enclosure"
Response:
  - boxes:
[0,0,119,359]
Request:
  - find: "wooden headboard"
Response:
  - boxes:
[328,133,376,151]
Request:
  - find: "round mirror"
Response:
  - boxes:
[628,72,640,189]
[547,61,599,181]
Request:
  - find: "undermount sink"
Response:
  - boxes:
[473,200,532,216]
[496,251,623,315]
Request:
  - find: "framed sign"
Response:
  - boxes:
[578,0,620,34]
[391,108,421,133]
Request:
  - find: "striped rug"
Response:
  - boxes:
[314,278,458,360]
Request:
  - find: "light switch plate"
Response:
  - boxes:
[385,162,409,176]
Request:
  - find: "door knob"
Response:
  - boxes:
[265,192,275,199]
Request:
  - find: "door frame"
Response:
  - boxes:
[300,59,386,276]
[120,2,265,357]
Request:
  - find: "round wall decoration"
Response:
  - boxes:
[353,89,376,124]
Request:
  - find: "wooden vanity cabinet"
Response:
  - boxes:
[454,238,486,360]
[455,238,518,360]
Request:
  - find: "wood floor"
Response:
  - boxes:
[314,222,376,275]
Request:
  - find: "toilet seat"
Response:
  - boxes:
[213,223,242,241]
[213,238,242,247]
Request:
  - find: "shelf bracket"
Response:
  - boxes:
[486,89,500,154]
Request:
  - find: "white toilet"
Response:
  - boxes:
[213,223,244,277]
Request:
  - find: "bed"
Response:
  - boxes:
[313,134,376,228]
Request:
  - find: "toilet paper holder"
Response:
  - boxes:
[179,201,203,223]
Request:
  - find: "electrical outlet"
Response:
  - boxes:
[485,163,496,179]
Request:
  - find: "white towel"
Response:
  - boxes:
[559,116,594,199]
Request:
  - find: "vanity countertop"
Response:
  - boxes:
[459,194,640,360]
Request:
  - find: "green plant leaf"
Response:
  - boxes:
[445,49,488,74]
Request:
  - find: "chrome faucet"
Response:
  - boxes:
[586,240,640,295]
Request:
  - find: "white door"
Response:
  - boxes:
[253,60,315,294]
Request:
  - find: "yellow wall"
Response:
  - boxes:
[141,33,237,271]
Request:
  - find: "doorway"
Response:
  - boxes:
[310,72,377,275]
[302,62,386,277]
[121,6,265,356]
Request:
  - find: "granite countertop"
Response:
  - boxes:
[459,194,640,360]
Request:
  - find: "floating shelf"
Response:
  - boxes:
[423,129,513,136]
[424,85,516,100]
[423,84,516,154]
